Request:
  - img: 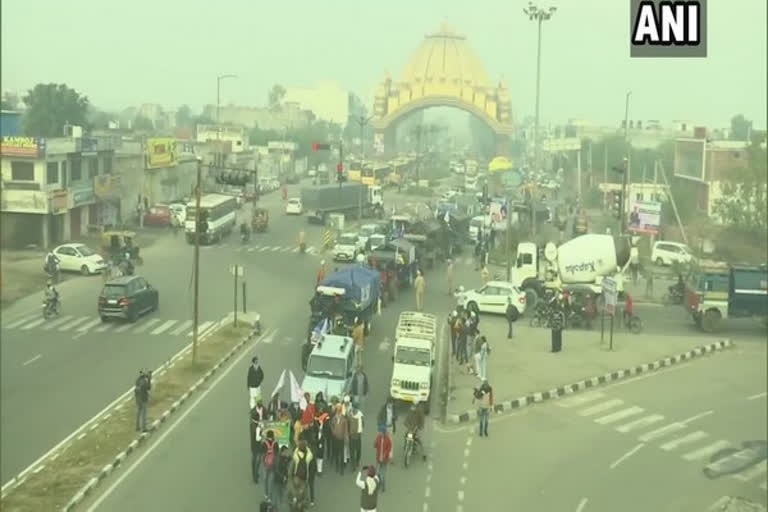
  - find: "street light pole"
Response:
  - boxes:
[524,2,557,173]
[620,91,632,235]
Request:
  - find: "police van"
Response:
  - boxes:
[390,312,436,413]
[301,334,355,400]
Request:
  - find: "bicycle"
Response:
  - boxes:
[621,309,643,334]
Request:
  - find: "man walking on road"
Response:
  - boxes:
[505,296,516,339]
[356,466,380,512]
[373,426,392,493]
[134,369,152,432]
[348,402,364,468]
[472,380,493,437]
[247,356,265,410]
[446,259,455,295]
[352,318,365,368]
[414,270,425,311]
[350,366,369,411]
[316,260,327,286]
[330,403,349,474]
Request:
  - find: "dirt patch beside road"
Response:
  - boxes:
[0,323,252,512]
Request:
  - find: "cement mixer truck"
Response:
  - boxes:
[511,234,630,307]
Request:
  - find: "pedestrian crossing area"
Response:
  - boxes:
[3,313,216,338]
[558,391,768,492]
[202,243,321,255]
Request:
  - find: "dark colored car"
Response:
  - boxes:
[143,204,172,227]
[98,275,159,322]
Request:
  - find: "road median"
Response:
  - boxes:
[1,314,260,512]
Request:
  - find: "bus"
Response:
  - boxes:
[185,193,238,244]
[362,163,392,187]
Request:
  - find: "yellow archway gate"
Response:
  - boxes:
[372,24,514,156]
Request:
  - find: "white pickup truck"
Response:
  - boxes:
[390,311,436,414]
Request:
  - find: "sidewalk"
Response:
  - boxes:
[447,316,730,422]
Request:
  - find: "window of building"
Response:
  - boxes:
[103,155,113,174]
[71,158,82,181]
[11,161,34,181]
[88,158,99,177]
[61,161,68,187]
[47,162,59,184]
[635,193,643,201]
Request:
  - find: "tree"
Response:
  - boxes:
[88,109,115,130]
[133,115,154,131]
[712,143,767,233]
[729,114,752,141]
[268,84,286,112]
[21,83,89,137]
[176,105,193,127]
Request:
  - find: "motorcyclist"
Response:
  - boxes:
[44,251,60,280]
[403,399,427,461]
[43,280,59,313]
[240,222,250,242]
[668,273,685,301]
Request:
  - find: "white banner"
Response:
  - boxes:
[289,371,307,410]
[628,200,661,235]
[271,369,287,399]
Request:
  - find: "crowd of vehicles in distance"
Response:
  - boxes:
[184,193,238,244]
[49,243,108,276]
[285,197,303,215]
[684,263,768,332]
[333,232,365,262]
[651,241,693,267]
[98,275,159,323]
[468,215,491,242]
[301,334,355,400]
[390,311,436,414]
[358,223,387,250]
[300,182,384,225]
[455,281,527,320]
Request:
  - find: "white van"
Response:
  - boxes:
[302,334,355,400]
[390,312,436,413]
[651,241,693,267]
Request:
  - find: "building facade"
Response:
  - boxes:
[196,124,248,153]
[283,81,349,124]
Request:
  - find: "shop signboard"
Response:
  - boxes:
[71,182,95,207]
[94,174,122,199]
[1,189,48,213]
[627,200,661,235]
[145,137,178,169]
[50,189,70,214]
[0,136,46,158]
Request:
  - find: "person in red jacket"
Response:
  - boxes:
[373,426,392,493]
[624,292,635,325]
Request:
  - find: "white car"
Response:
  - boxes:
[51,243,108,276]
[169,203,186,225]
[455,280,527,320]
[333,232,363,261]
[285,198,303,215]
[308,168,317,178]
[651,241,693,266]
[359,223,385,249]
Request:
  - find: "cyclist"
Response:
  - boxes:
[623,292,635,326]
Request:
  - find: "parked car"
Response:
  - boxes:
[98,275,159,323]
[333,232,364,262]
[455,280,527,319]
[51,243,108,275]
[651,241,693,267]
[286,197,303,215]
[143,204,172,227]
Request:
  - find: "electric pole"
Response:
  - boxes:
[524,2,557,172]
[216,74,237,168]
[192,157,202,362]
[620,91,632,235]
[355,115,374,218]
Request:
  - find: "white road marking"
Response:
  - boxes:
[682,440,732,461]
[84,328,275,512]
[40,315,74,330]
[732,460,766,482]
[170,320,193,336]
[708,497,730,511]
[291,247,299,253]
[188,321,213,337]
[5,314,41,329]
[609,443,644,469]
[615,414,666,433]
[132,318,161,334]
[247,247,256,253]
[576,497,589,512]
[114,322,134,333]
[20,318,47,330]
[747,391,767,400]
[76,318,102,332]
[151,320,177,335]
[258,246,270,252]
[579,399,624,416]
[557,391,606,408]
[94,322,114,332]
[638,423,687,442]
[22,354,43,366]
[58,316,90,331]
[595,406,645,425]
[307,246,317,254]
[681,410,714,424]
[270,246,282,252]
[660,431,709,451]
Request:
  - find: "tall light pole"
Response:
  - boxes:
[216,74,237,166]
[355,115,374,219]
[620,91,632,235]
[524,2,556,173]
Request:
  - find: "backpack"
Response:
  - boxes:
[264,439,276,469]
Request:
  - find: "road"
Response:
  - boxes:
[429,343,767,512]
[0,185,322,484]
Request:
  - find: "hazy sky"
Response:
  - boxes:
[2,0,765,129]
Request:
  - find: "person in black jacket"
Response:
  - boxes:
[271,445,292,507]
[247,356,264,410]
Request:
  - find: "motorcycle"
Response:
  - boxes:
[664,284,684,305]
[42,298,61,320]
[404,431,415,468]
[44,261,60,284]
[299,242,306,254]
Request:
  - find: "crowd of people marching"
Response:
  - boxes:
[247,354,427,512]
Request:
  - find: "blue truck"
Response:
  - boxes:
[309,265,381,337]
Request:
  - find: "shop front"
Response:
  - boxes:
[93,174,122,228]
[70,182,95,237]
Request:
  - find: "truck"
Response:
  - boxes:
[301,182,384,224]
[684,264,768,332]
[308,265,381,336]
[511,234,630,307]
[389,311,436,413]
